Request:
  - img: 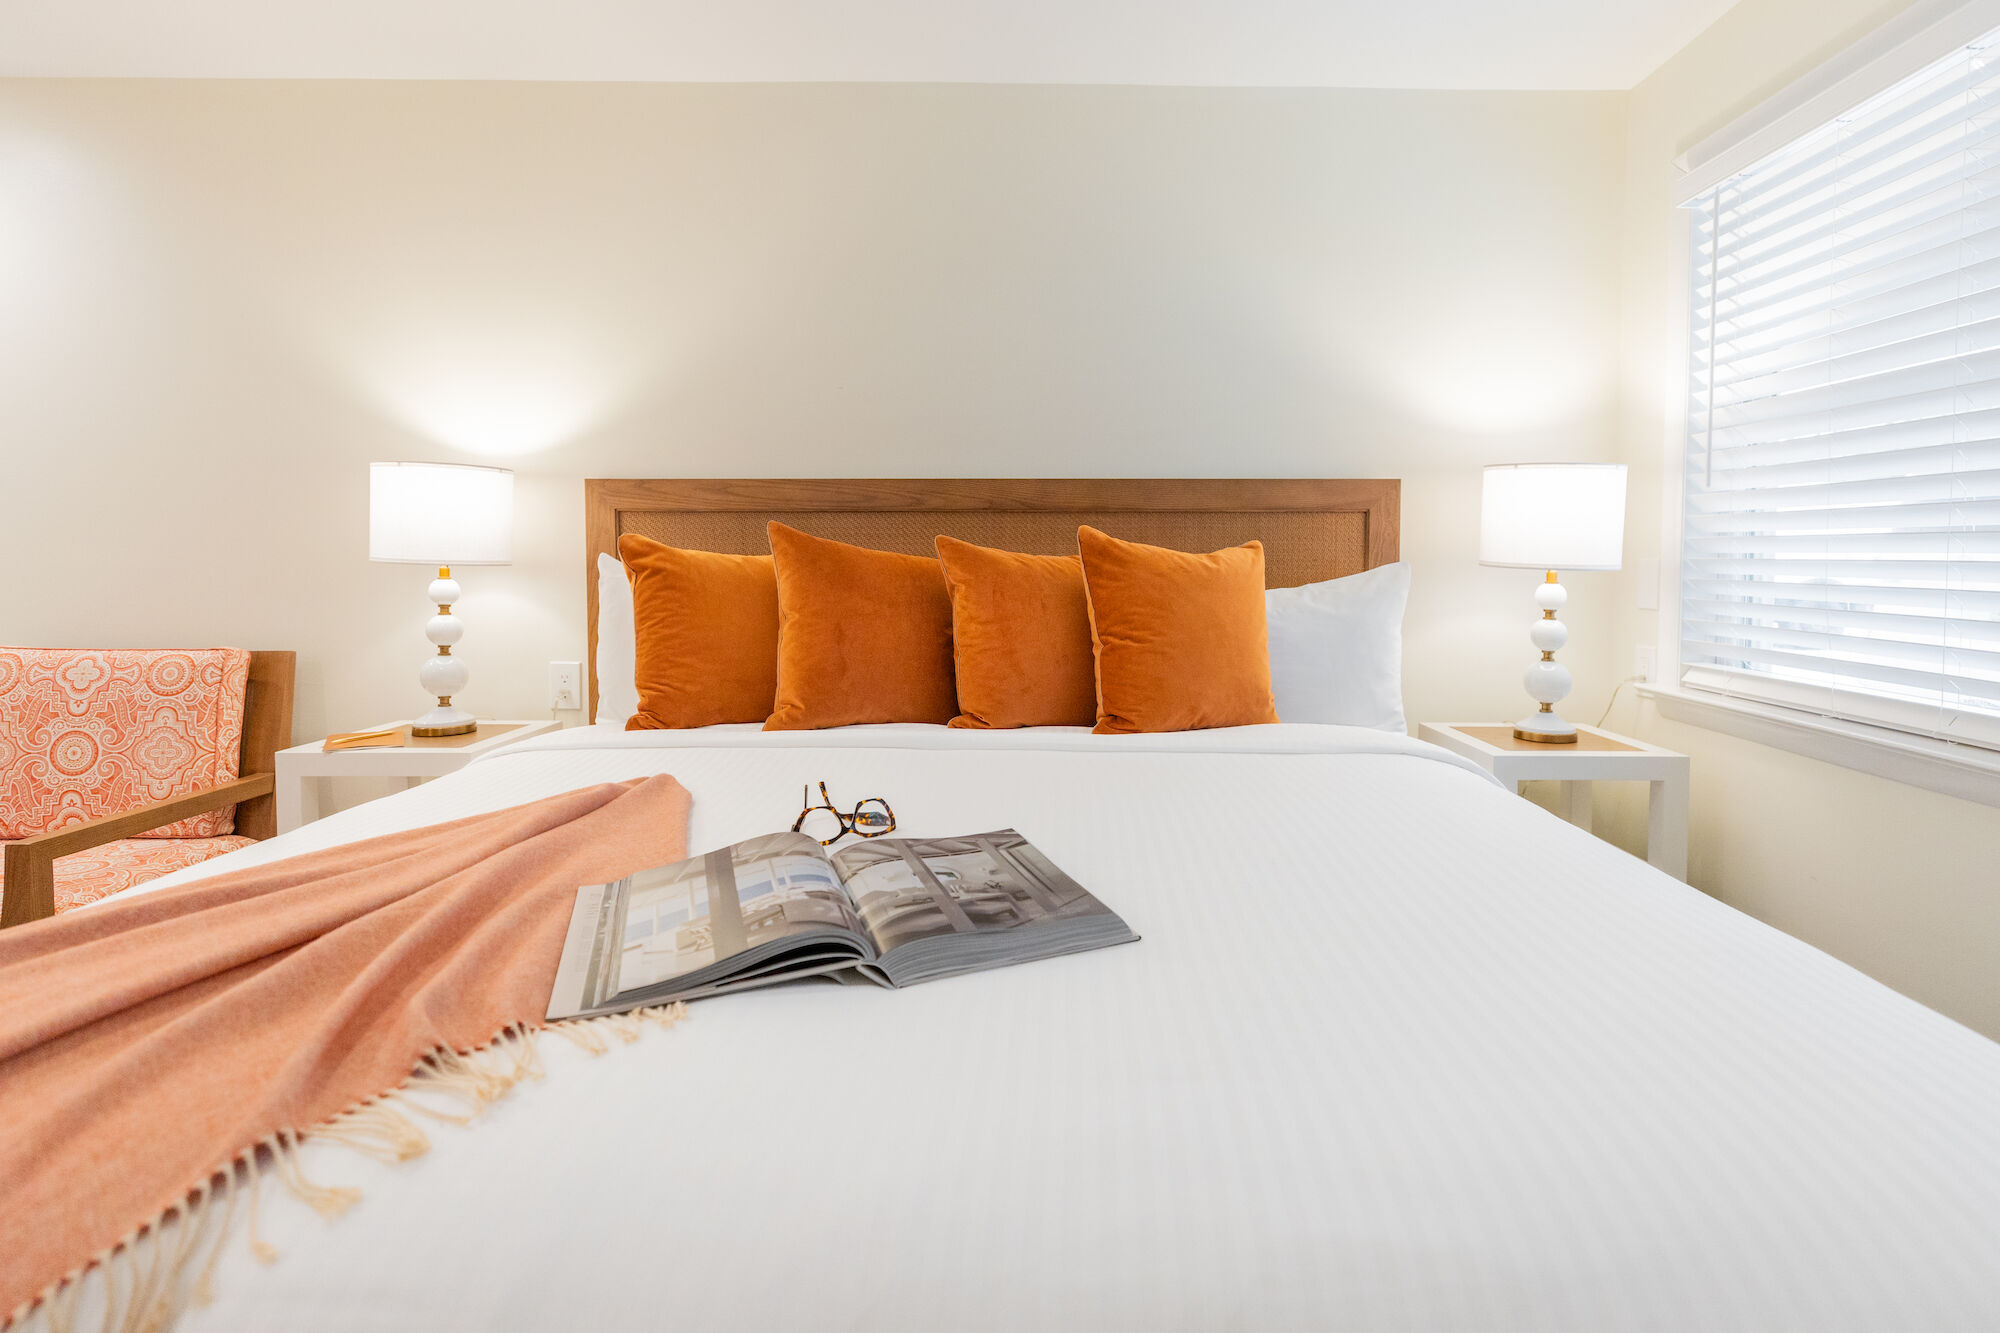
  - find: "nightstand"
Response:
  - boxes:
[1418,722,1690,880]
[275,719,561,833]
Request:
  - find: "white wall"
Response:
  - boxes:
[1602,0,2000,1041]
[5,37,1995,1040]
[1,79,1624,743]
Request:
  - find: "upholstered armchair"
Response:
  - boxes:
[0,649,295,928]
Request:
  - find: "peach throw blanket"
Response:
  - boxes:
[0,775,691,1327]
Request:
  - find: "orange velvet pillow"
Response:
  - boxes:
[935,536,1097,729]
[619,534,780,729]
[1078,525,1280,735]
[765,522,959,730]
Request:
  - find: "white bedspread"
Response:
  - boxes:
[126,723,2000,1332]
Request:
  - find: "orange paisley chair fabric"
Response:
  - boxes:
[0,648,255,914]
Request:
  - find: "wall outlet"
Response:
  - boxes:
[549,661,582,711]
[1635,644,1658,683]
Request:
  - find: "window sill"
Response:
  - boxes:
[1636,683,2000,810]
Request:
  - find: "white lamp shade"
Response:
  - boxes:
[369,462,515,565]
[1479,463,1627,571]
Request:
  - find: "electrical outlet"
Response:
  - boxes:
[1635,644,1658,683]
[549,661,582,711]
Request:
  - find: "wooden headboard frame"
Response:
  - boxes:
[584,478,1400,722]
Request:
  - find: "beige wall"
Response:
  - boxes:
[0,80,1624,744]
[1601,0,2000,1041]
[8,52,1991,1038]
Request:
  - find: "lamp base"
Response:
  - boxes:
[1513,710,1578,744]
[413,566,476,736]
[412,703,477,738]
[1515,571,1579,745]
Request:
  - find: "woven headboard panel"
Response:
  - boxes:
[585,478,1400,721]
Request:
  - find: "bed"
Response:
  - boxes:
[115,479,2000,1332]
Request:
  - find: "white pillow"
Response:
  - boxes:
[1264,562,1410,732]
[595,552,640,727]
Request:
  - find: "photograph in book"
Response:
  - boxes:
[615,831,864,992]
[833,833,1111,953]
[546,827,1136,1020]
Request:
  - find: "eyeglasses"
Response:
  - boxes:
[792,782,896,846]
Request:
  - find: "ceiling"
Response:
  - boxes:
[0,0,1740,90]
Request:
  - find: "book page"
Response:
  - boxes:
[830,829,1112,955]
[605,831,867,997]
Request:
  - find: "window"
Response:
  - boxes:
[1681,23,2000,750]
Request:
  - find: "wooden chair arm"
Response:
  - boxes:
[0,774,274,929]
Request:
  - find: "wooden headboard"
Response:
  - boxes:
[585,478,1400,722]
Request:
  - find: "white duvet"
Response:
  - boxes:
[125,723,2000,1332]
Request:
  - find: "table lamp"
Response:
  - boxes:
[1479,463,1627,743]
[369,462,514,737]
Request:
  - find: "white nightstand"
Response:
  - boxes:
[275,720,561,833]
[1418,722,1690,880]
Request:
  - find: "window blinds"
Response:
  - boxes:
[1682,24,2000,748]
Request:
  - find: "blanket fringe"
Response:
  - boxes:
[2,1004,687,1333]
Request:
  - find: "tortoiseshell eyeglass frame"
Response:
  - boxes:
[791,781,897,846]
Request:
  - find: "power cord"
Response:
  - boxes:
[1596,675,1645,728]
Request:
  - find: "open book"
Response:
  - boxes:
[547,828,1136,1020]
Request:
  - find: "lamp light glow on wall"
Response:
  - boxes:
[1480,463,1626,744]
[369,462,514,736]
